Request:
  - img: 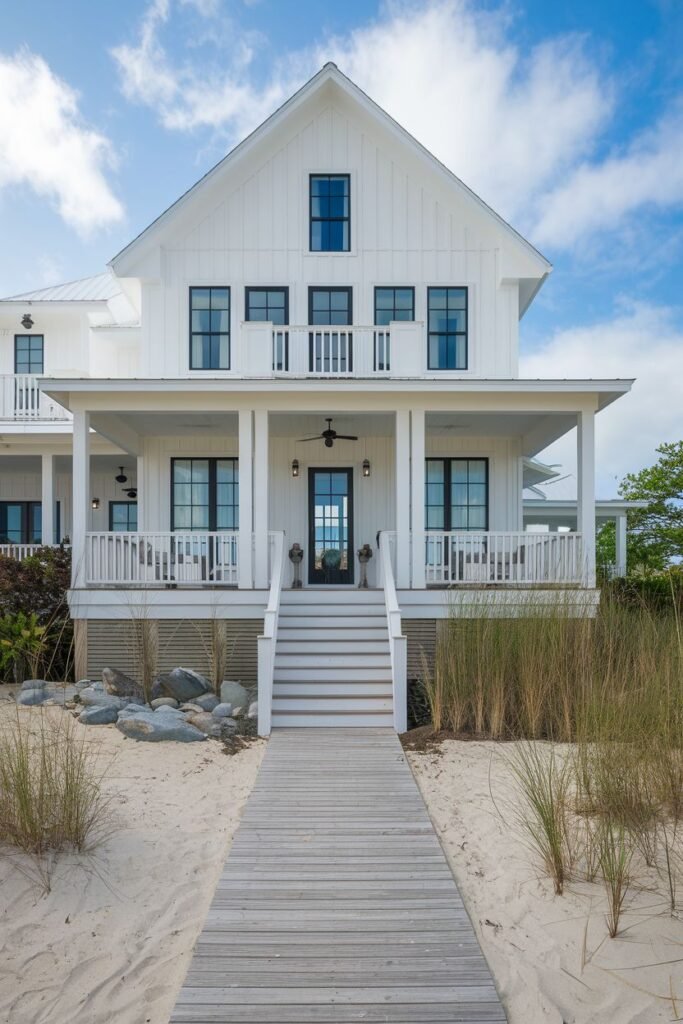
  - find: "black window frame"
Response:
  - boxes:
[373,286,415,325]
[189,286,231,371]
[170,457,239,532]
[309,173,351,253]
[14,334,44,375]
[109,500,138,532]
[0,500,59,544]
[427,287,468,371]
[244,286,290,326]
[425,457,489,532]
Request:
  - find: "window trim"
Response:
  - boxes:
[108,500,138,532]
[170,457,239,532]
[0,500,58,544]
[244,286,290,325]
[188,286,231,371]
[427,286,469,371]
[307,286,353,326]
[309,173,351,253]
[425,457,489,532]
[14,334,44,375]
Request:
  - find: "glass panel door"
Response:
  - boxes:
[308,468,354,584]
[308,288,352,373]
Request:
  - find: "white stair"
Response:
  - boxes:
[271,589,393,728]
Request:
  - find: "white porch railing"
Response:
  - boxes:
[0,544,67,560]
[257,530,285,737]
[0,375,71,420]
[238,321,423,376]
[85,532,239,586]
[425,531,584,586]
[379,531,407,733]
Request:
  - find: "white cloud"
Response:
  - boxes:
[533,104,683,249]
[0,50,123,234]
[521,304,683,495]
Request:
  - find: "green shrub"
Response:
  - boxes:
[0,547,72,681]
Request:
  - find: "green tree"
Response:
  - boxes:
[618,441,683,569]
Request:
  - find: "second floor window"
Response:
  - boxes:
[374,288,415,325]
[310,174,350,252]
[428,287,468,370]
[15,334,44,375]
[190,287,230,370]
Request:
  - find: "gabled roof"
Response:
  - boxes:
[111,63,552,277]
[1,272,120,303]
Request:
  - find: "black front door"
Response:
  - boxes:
[308,468,354,585]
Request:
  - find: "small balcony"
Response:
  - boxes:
[237,322,424,377]
[0,375,72,421]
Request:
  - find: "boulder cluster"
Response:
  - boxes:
[16,667,258,745]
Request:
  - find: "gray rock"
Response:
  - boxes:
[155,667,211,702]
[154,705,185,718]
[79,704,119,725]
[247,701,258,720]
[116,711,207,743]
[220,717,238,738]
[16,688,47,706]
[220,680,248,707]
[79,687,127,710]
[20,679,48,691]
[178,702,205,714]
[118,704,149,718]
[192,692,219,712]
[42,694,68,706]
[150,697,179,710]
[185,711,215,735]
[231,706,244,718]
[211,702,233,720]
[75,678,91,689]
[102,667,144,700]
[208,723,223,738]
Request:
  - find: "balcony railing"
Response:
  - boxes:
[425,531,584,586]
[238,321,423,377]
[85,532,239,586]
[0,375,71,421]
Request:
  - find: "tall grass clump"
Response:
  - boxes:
[0,706,112,880]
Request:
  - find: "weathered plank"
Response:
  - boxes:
[170,729,506,1023]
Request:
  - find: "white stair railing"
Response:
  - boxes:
[257,531,285,737]
[379,531,407,733]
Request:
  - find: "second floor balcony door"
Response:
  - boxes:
[308,287,352,374]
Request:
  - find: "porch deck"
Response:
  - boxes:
[170,728,506,1023]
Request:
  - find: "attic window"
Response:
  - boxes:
[310,174,350,252]
[189,287,230,370]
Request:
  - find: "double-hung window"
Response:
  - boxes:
[425,458,488,531]
[189,287,230,370]
[309,174,350,252]
[171,458,238,531]
[427,287,468,370]
[374,287,415,325]
[245,287,289,371]
[109,501,138,532]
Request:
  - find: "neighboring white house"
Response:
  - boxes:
[0,64,633,732]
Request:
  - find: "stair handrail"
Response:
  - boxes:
[257,530,285,736]
[378,530,407,733]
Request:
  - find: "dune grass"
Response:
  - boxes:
[421,588,683,932]
[0,705,112,885]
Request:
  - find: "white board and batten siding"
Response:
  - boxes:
[143,88,523,379]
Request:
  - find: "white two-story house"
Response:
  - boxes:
[0,64,633,732]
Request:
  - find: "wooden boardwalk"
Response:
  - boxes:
[171,729,506,1023]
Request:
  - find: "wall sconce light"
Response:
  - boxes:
[91,498,100,510]
[291,459,300,478]
[362,459,371,478]
[21,313,34,330]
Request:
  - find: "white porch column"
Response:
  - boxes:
[136,454,144,531]
[577,405,596,588]
[615,513,627,577]
[41,453,55,545]
[253,409,269,589]
[238,409,254,589]
[395,410,410,589]
[410,409,426,589]
[72,410,90,587]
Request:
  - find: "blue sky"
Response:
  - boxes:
[1,0,682,492]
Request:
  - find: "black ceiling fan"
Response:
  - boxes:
[298,417,358,448]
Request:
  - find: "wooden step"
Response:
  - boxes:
[274,653,391,670]
[275,640,389,655]
[272,681,393,696]
[274,667,392,683]
[277,627,389,642]
[271,712,395,727]
[278,615,387,629]
[271,697,393,713]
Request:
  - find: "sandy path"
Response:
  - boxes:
[408,740,682,1024]
[0,705,264,1024]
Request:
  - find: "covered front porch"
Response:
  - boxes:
[41,383,610,597]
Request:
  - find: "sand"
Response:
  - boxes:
[407,739,682,1024]
[0,699,264,1024]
